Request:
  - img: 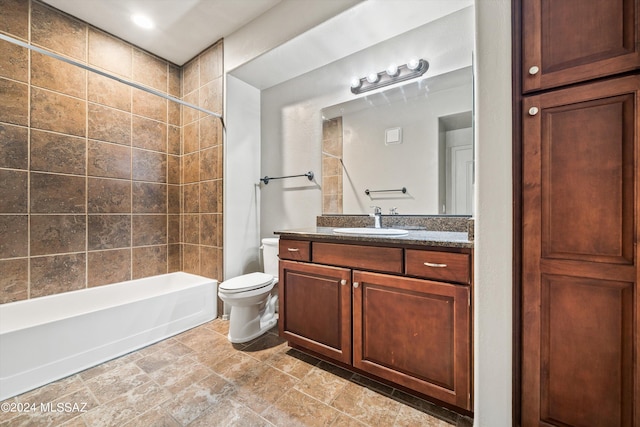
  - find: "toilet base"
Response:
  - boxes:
[226,294,278,344]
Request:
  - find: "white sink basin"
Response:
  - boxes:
[333,227,409,236]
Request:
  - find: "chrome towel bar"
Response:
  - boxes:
[261,171,314,185]
[365,187,407,195]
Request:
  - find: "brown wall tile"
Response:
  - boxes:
[200,180,222,213]
[31,214,86,256]
[199,42,223,86]
[133,88,167,122]
[132,245,167,278]
[200,214,222,247]
[183,121,199,154]
[31,130,86,175]
[31,51,86,98]
[88,249,131,287]
[168,125,181,155]
[182,58,199,96]
[133,49,167,92]
[168,64,181,98]
[200,246,222,280]
[88,28,131,77]
[88,73,131,112]
[200,146,222,181]
[31,2,86,61]
[0,39,28,82]
[0,123,28,169]
[199,116,222,149]
[182,92,199,125]
[0,0,29,40]
[183,152,199,183]
[168,215,180,244]
[168,102,181,127]
[132,182,166,213]
[88,140,131,179]
[0,169,27,213]
[0,77,28,126]
[183,183,199,213]
[30,253,86,298]
[168,185,180,214]
[31,87,86,137]
[182,244,199,274]
[199,79,222,116]
[0,215,27,258]
[132,214,167,246]
[132,149,167,183]
[0,258,28,303]
[168,244,181,273]
[183,214,199,244]
[132,116,167,152]
[88,215,131,250]
[88,178,131,213]
[30,172,86,213]
[168,155,180,185]
[88,103,131,145]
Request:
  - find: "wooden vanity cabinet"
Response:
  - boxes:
[278,239,473,411]
[521,0,640,93]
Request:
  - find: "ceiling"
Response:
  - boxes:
[41,0,283,65]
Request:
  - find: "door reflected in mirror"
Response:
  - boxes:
[321,66,473,216]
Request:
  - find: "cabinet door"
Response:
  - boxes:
[278,260,352,364]
[522,76,639,426]
[522,0,640,92]
[352,270,471,410]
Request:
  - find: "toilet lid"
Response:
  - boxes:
[219,272,274,294]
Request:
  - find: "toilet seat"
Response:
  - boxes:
[219,272,274,294]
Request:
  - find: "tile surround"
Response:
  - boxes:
[0,0,224,304]
[0,320,471,426]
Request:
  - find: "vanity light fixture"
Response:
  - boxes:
[350,58,429,94]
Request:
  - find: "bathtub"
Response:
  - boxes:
[0,272,217,401]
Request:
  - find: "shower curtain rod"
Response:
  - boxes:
[0,33,225,128]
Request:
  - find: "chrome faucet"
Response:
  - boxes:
[370,206,382,228]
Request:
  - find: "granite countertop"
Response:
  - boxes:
[275,226,473,248]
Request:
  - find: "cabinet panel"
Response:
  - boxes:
[279,260,351,364]
[522,75,640,426]
[405,249,470,284]
[523,0,640,92]
[352,271,471,410]
[312,242,403,274]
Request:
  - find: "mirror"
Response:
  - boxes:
[321,66,473,216]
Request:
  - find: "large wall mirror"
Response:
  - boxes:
[321,65,473,216]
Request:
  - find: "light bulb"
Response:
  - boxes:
[386,63,399,76]
[366,73,379,84]
[407,58,420,70]
[350,77,362,88]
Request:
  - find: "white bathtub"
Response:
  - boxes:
[0,272,217,401]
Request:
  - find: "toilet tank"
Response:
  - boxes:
[261,238,279,277]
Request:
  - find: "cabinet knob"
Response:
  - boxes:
[528,107,539,116]
[528,65,539,75]
[340,279,347,286]
[353,282,359,288]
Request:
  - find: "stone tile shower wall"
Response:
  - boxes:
[0,0,224,303]
[322,117,343,213]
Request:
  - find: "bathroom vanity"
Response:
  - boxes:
[276,220,473,412]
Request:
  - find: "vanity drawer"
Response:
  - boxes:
[313,242,403,274]
[279,239,311,261]
[405,250,470,284]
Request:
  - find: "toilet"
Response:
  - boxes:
[218,238,279,343]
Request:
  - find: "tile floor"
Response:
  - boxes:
[0,319,473,426]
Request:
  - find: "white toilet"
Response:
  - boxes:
[218,237,279,343]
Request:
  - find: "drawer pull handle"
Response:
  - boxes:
[424,262,448,268]
[353,282,359,288]
[287,248,300,252]
[340,279,347,286]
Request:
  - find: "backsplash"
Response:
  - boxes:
[317,215,474,239]
[0,0,223,303]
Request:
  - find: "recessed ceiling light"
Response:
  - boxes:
[132,14,154,29]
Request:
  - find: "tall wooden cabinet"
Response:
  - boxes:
[517,1,640,426]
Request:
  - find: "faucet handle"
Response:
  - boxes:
[370,206,382,214]
[389,207,398,215]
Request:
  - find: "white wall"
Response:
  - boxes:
[473,0,512,425]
